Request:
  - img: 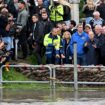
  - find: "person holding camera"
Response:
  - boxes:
[0,8,13,51]
[17,1,29,59]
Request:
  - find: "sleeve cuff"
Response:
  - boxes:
[56,50,59,54]
[48,44,54,47]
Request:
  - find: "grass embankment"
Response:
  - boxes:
[2,54,47,90]
[2,68,50,90]
[2,66,71,90]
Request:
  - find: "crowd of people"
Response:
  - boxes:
[0,0,105,66]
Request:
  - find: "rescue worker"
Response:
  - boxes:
[49,0,64,26]
[44,27,60,64]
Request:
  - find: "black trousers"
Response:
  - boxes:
[101,56,105,66]
[34,43,43,65]
[18,32,28,58]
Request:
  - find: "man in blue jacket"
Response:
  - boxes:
[70,23,89,65]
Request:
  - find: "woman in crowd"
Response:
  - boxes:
[85,24,92,34]
[60,31,72,64]
[83,0,96,24]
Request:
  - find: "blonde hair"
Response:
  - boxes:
[63,31,71,39]
[86,0,95,10]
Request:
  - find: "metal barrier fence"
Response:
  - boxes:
[53,65,105,90]
[0,65,53,87]
[1,64,105,91]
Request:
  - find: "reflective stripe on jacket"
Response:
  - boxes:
[49,5,64,22]
[44,33,60,55]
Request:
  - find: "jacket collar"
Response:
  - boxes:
[76,31,85,37]
[49,33,58,39]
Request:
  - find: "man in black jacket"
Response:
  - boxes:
[30,14,44,64]
[94,25,103,65]
[69,20,77,35]
[98,26,105,65]
[34,0,44,20]
[41,12,53,35]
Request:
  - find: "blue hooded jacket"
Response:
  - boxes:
[70,31,89,56]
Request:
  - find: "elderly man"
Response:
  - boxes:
[89,11,105,29]
[96,26,105,65]
[94,25,103,65]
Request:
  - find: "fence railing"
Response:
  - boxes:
[0,65,53,87]
[53,65,105,90]
[1,64,105,91]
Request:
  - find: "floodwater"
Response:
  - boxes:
[1,88,105,105]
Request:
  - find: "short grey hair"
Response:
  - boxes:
[93,11,100,16]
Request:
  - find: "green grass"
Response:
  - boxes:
[2,68,50,89]
[27,54,46,65]
[27,54,37,64]
[2,51,46,89]
[3,68,27,81]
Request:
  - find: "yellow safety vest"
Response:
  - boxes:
[44,33,61,50]
[49,5,64,22]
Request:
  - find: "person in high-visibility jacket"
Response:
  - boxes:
[44,27,61,64]
[49,1,64,25]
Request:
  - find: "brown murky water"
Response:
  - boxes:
[1,88,105,105]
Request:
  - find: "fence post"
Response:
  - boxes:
[73,42,78,90]
[53,67,56,89]
[0,67,2,85]
[15,39,18,60]
[0,66,3,101]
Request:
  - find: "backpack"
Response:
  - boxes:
[63,5,71,21]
